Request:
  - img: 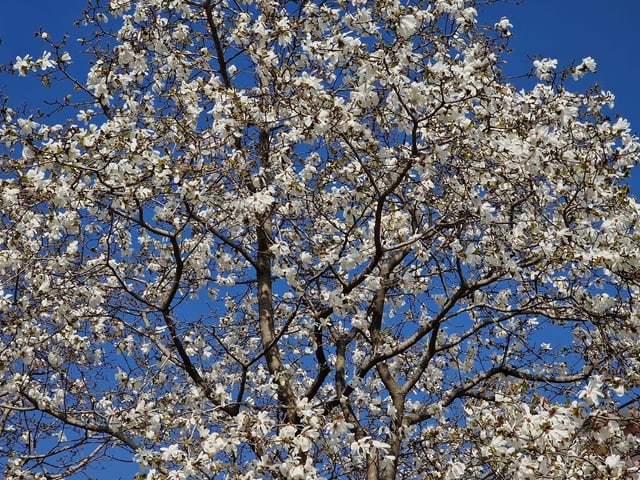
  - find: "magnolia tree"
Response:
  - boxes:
[2,0,640,478]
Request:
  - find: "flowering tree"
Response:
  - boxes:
[2,0,640,478]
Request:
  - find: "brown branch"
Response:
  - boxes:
[304,322,331,400]
[201,0,232,88]
[19,389,139,451]
[405,364,594,425]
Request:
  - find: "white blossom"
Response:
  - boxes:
[572,56,597,80]
[13,55,32,76]
[533,57,558,80]
[397,14,419,38]
[494,17,513,37]
[1,1,639,479]
[578,376,605,406]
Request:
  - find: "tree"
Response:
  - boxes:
[1,0,640,478]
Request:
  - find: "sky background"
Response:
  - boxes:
[1,1,639,478]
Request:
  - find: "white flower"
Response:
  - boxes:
[581,56,597,72]
[325,418,353,437]
[160,444,183,461]
[533,58,558,81]
[201,434,222,455]
[248,190,275,214]
[167,470,187,480]
[494,17,512,37]
[37,51,56,71]
[21,144,36,161]
[350,437,372,457]
[14,55,33,76]
[279,462,306,479]
[397,14,418,38]
[578,375,604,406]
[605,453,624,470]
[293,434,312,452]
[445,462,466,479]
[279,424,297,440]
[571,56,597,80]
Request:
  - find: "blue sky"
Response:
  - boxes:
[1,1,639,478]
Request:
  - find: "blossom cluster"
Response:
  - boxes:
[1,0,639,478]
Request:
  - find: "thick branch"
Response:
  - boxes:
[304,322,331,400]
[256,216,298,423]
[202,0,232,88]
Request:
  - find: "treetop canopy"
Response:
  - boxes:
[1,0,640,478]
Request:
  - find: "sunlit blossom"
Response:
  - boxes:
[533,57,558,80]
[13,55,32,76]
[578,376,605,406]
[2,1,640,479]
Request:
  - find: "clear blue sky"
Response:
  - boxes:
[1,1,639,478]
